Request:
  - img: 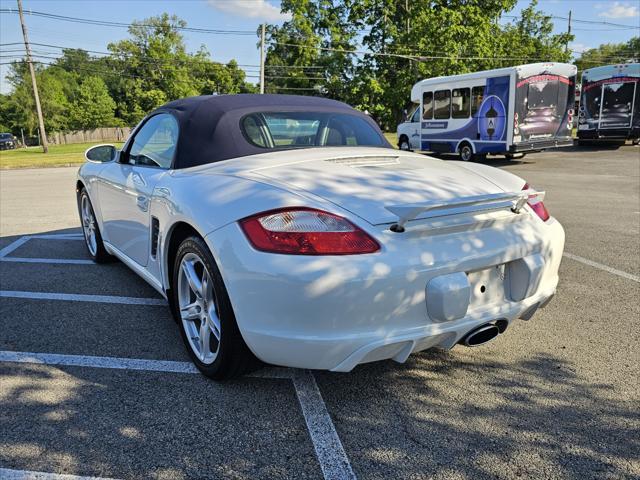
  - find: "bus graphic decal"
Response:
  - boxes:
[478,95,506,141]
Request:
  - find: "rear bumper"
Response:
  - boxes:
[577,128,639,141]
[206,215,565,371]
[510,138,574,152]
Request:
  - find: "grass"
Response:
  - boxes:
[0,142,124,169]
[384,132,398,147]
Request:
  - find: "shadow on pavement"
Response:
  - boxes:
[316,348,639,480]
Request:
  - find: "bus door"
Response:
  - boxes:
[599,81,637,129]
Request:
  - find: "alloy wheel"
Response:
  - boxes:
[177,252,221,364]
[81,195,97,256]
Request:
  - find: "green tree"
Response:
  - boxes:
[69,76,118,130]
[2,61,70,135]
[348,0,518,129]
[574,37,639,72]
[264,0,357,97]
[500,0,573,66]
[107,14,203,123]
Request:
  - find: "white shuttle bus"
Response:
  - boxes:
[578,62,639,145]
[397,63,577,161]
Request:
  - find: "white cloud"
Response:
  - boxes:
[598,1,639,19]
[207,0,292,22]
[569,42,591,54]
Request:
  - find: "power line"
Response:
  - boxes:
[502,13,639,29]
[0,8,256,35]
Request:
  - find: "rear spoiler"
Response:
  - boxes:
[386,190,545,232]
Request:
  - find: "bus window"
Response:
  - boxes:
[452,88,470,118]
[471,86,485,116]
[422,92,433,119]
[434,90,451,119]
[601,82,635,127]
[527,80,559,111]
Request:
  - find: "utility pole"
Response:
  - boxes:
[17,0,48,153]
[259,23,266,94]
[566,10,572,54]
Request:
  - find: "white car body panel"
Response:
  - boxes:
[78,147,564,371]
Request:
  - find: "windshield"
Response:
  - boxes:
[241,112,385,149]
[0,133,12,140]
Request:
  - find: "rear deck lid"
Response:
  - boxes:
[248,152,504,225]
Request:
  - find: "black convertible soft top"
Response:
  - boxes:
[141,94,390,169]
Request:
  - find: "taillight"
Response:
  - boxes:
[522,183,550,221]
[239,207,380,255]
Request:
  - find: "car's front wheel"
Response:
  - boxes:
[171,236,256,379]
[78,189,112,263]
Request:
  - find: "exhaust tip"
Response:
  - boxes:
[461,324,500,347]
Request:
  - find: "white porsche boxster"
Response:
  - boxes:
[77,94,564,379]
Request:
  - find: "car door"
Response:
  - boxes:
[97,113,179,267]
[409,107,422,149]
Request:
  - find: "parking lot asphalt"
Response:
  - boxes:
[0,144,638,480]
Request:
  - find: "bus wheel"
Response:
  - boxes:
[399,136,412,151]
[459,143,474,161]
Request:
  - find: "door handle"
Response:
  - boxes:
[136,195,149,212]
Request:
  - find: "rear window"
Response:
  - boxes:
[241,112,385,149]
[527,80,560,110]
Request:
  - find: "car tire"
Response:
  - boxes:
[78,189,113,263]
[459,142,474,161]
[399,136,412,151]
[171,236,257,380]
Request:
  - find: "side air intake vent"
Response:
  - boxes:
[151,217,160,258]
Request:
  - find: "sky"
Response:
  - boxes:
[1,0,639,94]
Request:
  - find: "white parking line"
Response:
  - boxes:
[563,252,640,283]
[0,234,355,479]
[0,468,117,480]
[29,234,84,240]
[1,257,94,265]
[0,350,355,480]
[0,236,30,258]
[0,350,291,379]
[0,234,85,264]
[293,370,357,480]
[0,290,166,306]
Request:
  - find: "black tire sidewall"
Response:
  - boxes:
[171,236,249,379]
[460,144,472,161]
[78,189,110,263]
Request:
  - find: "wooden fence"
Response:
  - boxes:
[47,127,132,145]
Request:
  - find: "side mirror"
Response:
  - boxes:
[85,144,117,163]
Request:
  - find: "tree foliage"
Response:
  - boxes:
[69,76,118,130]
[574,37,639,73]
[2,3,637,138]
[266,0,577,129]
[0,14,254,136]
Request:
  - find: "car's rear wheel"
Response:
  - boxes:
[78,189,112,263]
[172,236,256,379]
